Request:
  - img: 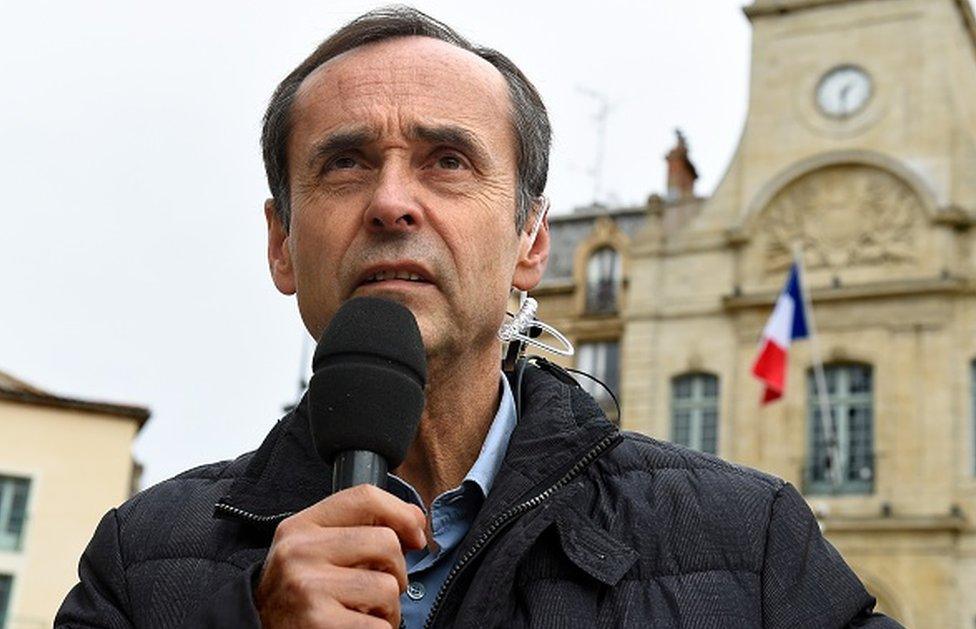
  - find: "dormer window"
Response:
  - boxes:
[585,247,621,314]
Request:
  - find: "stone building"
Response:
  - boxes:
[0,371,147,628]
[534,0,976,625]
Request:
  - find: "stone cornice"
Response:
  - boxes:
[631,233,730,257]
[933,204,975,229]
[745,0,891,19]
[744,0,976,64]
[548,207,645,224]
[723,276,971,310]
[953,0,976,63]
[819,513,968,533]
[558,317,625,341]
[533,280,574,296]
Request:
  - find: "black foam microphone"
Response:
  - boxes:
[308,297,427,492]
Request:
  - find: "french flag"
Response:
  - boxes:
[751,262,809,404]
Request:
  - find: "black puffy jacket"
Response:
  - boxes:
[57,364,901,628]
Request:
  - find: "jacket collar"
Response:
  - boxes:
[214,364,618,526]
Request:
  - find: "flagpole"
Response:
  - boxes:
[791,243,842,490]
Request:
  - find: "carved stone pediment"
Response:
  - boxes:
[760,165,922,273]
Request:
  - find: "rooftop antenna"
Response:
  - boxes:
[577,86,615,205]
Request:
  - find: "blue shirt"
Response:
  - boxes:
[386,375,517,628]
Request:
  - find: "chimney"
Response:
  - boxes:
[665,129,698,200]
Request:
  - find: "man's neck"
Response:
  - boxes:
[394,345,503,508]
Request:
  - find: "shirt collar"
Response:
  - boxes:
[388,373,517,507]
[461,373,517,498]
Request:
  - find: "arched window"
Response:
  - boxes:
[585,247,621,314]
[671,373,719,455]
[806,363,874,495]
[576,341,620,423]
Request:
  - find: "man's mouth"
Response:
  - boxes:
[356,263,436,290]
[362,270,428,284]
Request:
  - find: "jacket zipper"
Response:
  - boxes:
[212,502,294,524]
[213,431,620,629]
[422,431,620,629]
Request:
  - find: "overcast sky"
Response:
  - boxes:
[1,1,751,487]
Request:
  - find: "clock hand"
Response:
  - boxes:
[839,83,852,114]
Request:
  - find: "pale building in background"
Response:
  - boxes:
[535,0,976,626]
[0,371,147,628]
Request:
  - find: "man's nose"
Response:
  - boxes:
[363,164,424,234]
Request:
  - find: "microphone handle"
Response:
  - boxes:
[332,449,389,492]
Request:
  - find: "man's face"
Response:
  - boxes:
[266,36,547,358]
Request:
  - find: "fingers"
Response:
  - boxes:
[318,566,403,627]
[323,527,409,592]
[257,484,425,628]
[294,484,427,550]
[284,598,395,629]
[257,547,404,629]
[273,525,409,592]
[318,603,393,629]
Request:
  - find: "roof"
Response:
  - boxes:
[542,204,648,285]
[744,0,868,18]
[0,371,46,395]
[0,370,150,430]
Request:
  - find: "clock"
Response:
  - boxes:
[816,65,872,118]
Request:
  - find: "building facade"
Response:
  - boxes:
[535,0,976,625]
[0,372,147,628]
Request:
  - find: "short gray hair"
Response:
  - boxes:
[261,5,551,232]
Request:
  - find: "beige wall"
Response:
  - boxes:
[0,401,138,628]
[535,1,976,625]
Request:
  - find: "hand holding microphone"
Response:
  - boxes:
[255,486,425,628]
[256,297,427,628]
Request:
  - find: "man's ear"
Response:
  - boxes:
[512,208,550,292]
[265,199,296,295]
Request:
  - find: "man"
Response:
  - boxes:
[57,7,900,628]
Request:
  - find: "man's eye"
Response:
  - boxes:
[328,156,359,171]
[436,154,465,170]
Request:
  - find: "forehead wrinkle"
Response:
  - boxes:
[301,37,510,112]
[291,36,517,176]
[295,68,498,142]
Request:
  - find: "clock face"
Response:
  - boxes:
[816,66,872,118]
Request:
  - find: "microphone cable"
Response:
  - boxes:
[512,355,621,424]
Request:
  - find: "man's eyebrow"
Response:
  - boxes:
[306,127,378,169]
[410,124,493,165]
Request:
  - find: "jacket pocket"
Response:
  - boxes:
[553,508,638,587]
[512,507,640,628]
